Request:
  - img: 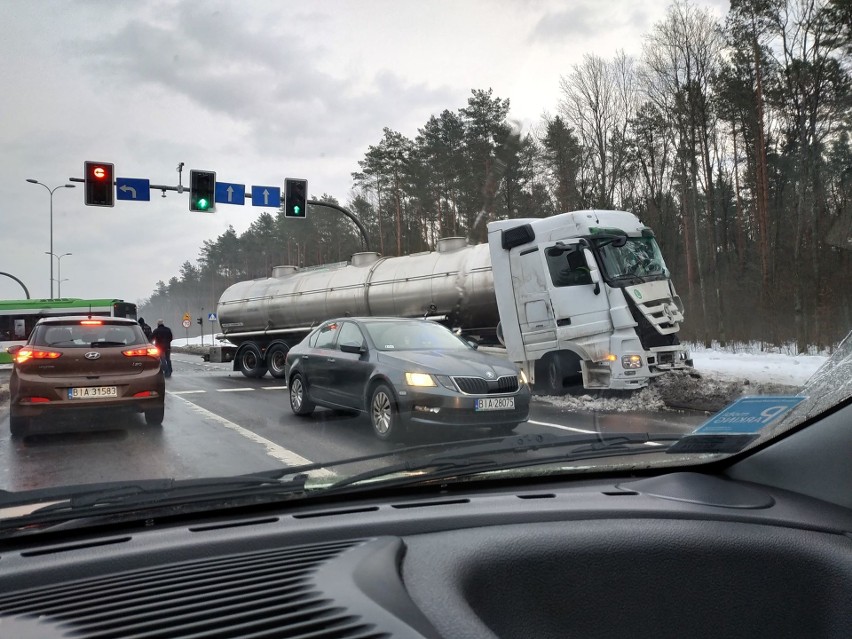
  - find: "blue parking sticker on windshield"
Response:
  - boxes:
[693,396,807,435]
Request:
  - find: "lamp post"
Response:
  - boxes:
[45,252,72,298]
[26,180,76,298]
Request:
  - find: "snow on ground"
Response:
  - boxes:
[686,342,827,387]
[172,336,234,348]
[537,343,829,414]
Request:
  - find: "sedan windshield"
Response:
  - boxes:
[363,321,470,352]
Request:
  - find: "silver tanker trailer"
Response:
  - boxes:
[213,210,692,393]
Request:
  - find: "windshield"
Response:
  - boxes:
[363,321,471,352]
[0,0,850,531]
[595,236,669,281]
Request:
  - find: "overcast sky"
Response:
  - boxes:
[0,0,727,303]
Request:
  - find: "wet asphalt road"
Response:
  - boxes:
[0,354,706,492]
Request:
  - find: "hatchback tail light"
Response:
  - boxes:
[122,347,160,358]
[80,320,103,325]
[16,348,61,364]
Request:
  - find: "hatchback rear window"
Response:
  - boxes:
[32,323,145,348]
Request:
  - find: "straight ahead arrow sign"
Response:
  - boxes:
[251,185,281,207]
[215,182,245,205]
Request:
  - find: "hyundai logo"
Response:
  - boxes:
[84,352,101,360]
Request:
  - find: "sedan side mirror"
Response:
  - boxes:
[6,345,23,355]
[340,342,365,355]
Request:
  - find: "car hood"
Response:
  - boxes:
[377,349,518,378]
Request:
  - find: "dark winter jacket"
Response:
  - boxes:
[152,325,174,351]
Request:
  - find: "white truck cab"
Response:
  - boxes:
[488,210,692,392]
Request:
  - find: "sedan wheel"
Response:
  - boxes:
[370,384,404,441]
[289,373,315,416]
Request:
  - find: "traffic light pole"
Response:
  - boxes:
[306,200,371,251]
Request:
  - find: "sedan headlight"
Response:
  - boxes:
[519,369,529,385]
[622,354,643,369]
[405,372,436,387]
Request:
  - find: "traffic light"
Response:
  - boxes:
[84,161,115,207]
[190,170,216,212]
[284,178,308,218]
[197,317,203,326]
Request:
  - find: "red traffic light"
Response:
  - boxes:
[84,161,115,207]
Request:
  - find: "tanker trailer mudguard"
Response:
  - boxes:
[214,210,690,391]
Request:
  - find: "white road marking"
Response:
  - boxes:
[169,393,325,473]
[262,386,288,390]
[218,388,255,392]
[527,419,598,435]
[170,390,207,395]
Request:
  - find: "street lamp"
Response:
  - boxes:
[45,252,72,298]
[27,180,76,299]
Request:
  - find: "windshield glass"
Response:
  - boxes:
[595,236,669,281]
[363,321,470,352]
[0,0,849,530]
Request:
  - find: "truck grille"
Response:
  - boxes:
[453,375,519,395]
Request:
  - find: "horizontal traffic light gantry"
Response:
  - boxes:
[84,162,115,207]
[190,170,216,212]
[284,178,308,218]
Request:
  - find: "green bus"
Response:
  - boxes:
[0,298,137,364]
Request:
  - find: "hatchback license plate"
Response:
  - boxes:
[475,397,515,411]
[68,386,118,399]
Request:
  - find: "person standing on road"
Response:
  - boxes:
[138,317,154,342]
[152,319,174,378]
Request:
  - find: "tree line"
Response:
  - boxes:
[140,0,851,350]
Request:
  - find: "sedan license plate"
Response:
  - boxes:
[68,386,118,399]
[475,397,515,411]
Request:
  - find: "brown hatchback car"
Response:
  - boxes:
[7,316,165,436]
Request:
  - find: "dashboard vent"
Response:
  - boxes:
[0,539,387,639]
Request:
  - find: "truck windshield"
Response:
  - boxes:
[595,236,669,281]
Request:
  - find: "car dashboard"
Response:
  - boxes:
[0,456,851,639]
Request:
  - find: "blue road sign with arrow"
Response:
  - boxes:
[116,177,151,201]
[251,185,281,208]
[215,182,246,205]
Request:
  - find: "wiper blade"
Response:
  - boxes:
[324,432,680,492]
[0,474,309,533]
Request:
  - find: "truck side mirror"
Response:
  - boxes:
[583,249,601,295]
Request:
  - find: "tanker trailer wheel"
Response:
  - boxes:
[267,343,290,379]
[237,344,268,378]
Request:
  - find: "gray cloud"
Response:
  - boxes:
[530,3,655,43]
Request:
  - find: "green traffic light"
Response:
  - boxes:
[198,198,209,210]
[293,205,301,215]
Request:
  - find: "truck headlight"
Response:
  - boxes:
[405,372,436,387]
[622,354,643,369]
